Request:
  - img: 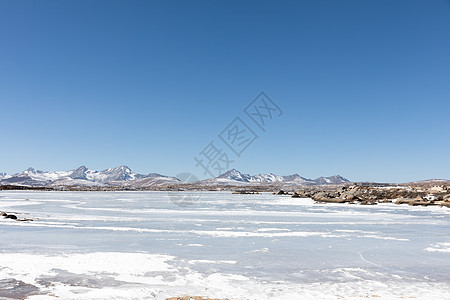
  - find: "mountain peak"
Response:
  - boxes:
[218,169,242,177]
[218,169,251,181]
[24,167,43,174]
[99,165,139,182]
[109,165,132,172]
[74,165,88,172]
[314,175,350,184]
[70,166,88,180]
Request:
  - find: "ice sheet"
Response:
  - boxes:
[0,191,449,299]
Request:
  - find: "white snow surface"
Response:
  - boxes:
[0,191,449,299]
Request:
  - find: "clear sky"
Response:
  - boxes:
[1,0,449,183]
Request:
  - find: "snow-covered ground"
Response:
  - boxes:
[0,191,449,299]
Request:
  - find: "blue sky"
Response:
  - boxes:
[1,0,449,182]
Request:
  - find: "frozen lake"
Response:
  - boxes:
[0,191,449,299]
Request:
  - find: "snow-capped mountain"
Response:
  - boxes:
[314,175,350,185]
[0,167,350,188]
[217,169,253,182]
[0,166,179,187]
[0,172,11,179]
[203,169,349,185]
[217,169,311,183]
[67,165,147,183]
[122,175,181,188]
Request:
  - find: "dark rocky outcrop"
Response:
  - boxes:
[5,214,17,220]
[232,190,259,194]
[274,190,289,195]
[1,211,33,221]
[0,185,52,191]
[289,184,450,208]
[0,279,41,299]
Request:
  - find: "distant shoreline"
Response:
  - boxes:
[2,182,449,209]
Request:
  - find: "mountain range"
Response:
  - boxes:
[0,166,180,187]
[200,169,349,185]
[0,166,350,188]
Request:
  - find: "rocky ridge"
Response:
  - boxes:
[286,184,450,208]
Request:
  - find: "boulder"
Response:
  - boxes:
[379,198,392,203]
[441,202,450,208]
[312,192,347,203]
[409,201,428,206]
[395,198,417,205]
[275,190,288,195]
[339,191,360,201]
[311,192,330,201]
[319,198,348,203]
[436,201,450,208]
[360,200,377,205]
[406,196,429,206]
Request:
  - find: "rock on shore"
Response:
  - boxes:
[290,184,450,207]
[1,211,33,221]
